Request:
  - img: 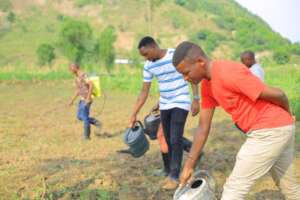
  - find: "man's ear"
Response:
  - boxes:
[196,57,206,68]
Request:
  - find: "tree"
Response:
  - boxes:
[36,44,56,67]
[99,26,117,73]
[6,11,16,23]
[58,19,94,64]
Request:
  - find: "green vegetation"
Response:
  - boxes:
[99,26,117,73]
[6,11,15,23]
[0,0,299,118]
[0,69,72,81]
[36,44,56,67]
[0,0,299,67]
[265,66,300,120]
[0,0,11,11]
[58,19,97,64]
[191,30,226,55]
[273,50,290,65]
[74,0,103,7]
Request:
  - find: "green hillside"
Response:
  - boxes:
[0,0,299,68]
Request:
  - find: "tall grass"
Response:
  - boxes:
[264,65,300,119]
[0,65,299,119]
[0,70,72,81]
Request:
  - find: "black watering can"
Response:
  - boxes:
[144,111,161,140]
[121,121,149,158]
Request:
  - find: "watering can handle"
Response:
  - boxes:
[150,107,160,115]
[134,120,144,129]
[174,182,191,200]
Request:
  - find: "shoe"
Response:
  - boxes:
[83,136,90,140]
[94,120,102,129]
[159,177,170,186]
[94,120,102,135]
[161,177,178,190]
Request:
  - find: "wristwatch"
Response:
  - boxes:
[193,95,200,101]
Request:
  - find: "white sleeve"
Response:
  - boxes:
[250,65,265,82]
[143,65,153,82]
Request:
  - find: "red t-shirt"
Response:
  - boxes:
[201,60,293,133]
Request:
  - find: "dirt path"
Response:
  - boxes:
[0,81,299,200]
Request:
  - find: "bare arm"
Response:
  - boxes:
[191,83,199,97]
[186,108,215,168]
[69,81,79,106]
[259,86,291,114]
[69,91,79,106]
[130,82,151,127]
[180,108,215,185]
[191,83,200,116]
[86,80,93,103]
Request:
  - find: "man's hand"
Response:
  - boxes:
[259,86,291,114]
[69,100,74,106]
[191,99,200,116]
[151,103,159,113]
[179,165,194,188]
[85,97,92,104]
[129,114,137,128]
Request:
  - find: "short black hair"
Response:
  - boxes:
[70,63,80,68]
[241,50,255,59]
[138,36,157,49]
[173,41,206,67]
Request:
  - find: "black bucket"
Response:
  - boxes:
[123,121,149,158]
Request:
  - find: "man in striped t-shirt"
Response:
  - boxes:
[129,36,200,190]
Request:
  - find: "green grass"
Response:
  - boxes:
[0,70,72,81]
[296,129,300,143]
[0,67,160,94]
[265,65,300,119]
[0,63,299,120]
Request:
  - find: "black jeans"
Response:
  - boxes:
[160,107,188,180]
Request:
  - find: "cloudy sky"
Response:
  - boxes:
[234,0,300,43]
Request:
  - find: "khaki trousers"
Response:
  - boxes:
[221,125,300,200]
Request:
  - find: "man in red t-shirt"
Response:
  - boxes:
[172,41,300,200]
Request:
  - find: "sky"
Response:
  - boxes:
[234,0,300,43]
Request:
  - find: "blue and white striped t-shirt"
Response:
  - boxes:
[143,48,191,111]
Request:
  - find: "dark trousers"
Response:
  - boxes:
[77,100,98,139]
[160,107,188,180]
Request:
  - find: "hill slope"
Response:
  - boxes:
[0,0,299,67]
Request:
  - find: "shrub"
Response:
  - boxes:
[36,44,56,67]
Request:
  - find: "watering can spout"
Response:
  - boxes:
[117,148,134,156]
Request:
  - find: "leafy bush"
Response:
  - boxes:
[175,0,186,6]
[99,26,117,73]
[291,43,300,55]
[273,50,290,65]
[191,30,226,55]
[215,16,235,31]
[165,11,187,29]
[58,19,97,64]
[36,44,56,66]
[6,11,16,23]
